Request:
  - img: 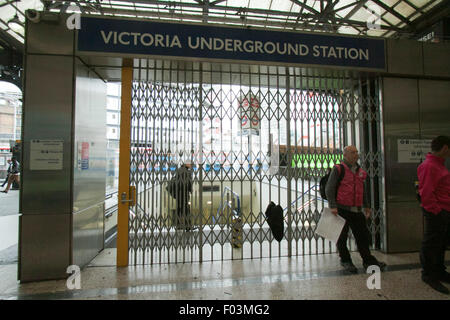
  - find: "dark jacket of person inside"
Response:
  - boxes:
[174,163,194,231]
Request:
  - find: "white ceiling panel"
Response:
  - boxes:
[394,1,417,17]
[351,7,374,21]
[423,0,443,11]
[408,0,432,7]
[248,0,271,11]
[383,12,403,25]
[338,26,361,35]
[367,28,388,36]
[379,0,400,6]
[270,0,293,12]
[227,0,249,8]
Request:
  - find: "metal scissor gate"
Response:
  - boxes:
[126,59,384,265]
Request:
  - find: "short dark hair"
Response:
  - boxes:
[11,157,16,161]
[431,135,450,152]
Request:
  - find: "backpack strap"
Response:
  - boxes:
[336,163,345,183]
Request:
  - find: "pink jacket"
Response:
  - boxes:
[336,163,367,207]
[417,153,450,214]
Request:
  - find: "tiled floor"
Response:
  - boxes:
[0,189,19,217]
[1,190,449,300]
[1,249,449,300]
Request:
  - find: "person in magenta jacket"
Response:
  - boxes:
[417,135,450,294]
[325,145,386,274]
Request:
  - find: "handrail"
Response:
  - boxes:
[105,205,117,218]
[216,186,241,218]
[105,190,118,218]
[129,201,145,218]
[105,190,118,200]
[283,184,327,213]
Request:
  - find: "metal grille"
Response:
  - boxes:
[128,59,384,265]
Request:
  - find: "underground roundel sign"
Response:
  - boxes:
[241,115,248,127]
[239,93,261,130]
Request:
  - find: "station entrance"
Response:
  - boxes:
[118,59,384,266]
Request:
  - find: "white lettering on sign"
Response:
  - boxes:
[99,31,371,61]
[418,31,435,42]
[100,31,182,48]
[312,45,369,60]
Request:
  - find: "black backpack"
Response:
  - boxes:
[319,163,345,200]
[264,201,284,242]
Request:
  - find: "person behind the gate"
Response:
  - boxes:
[325,145,386,274]
[175,161,195,231]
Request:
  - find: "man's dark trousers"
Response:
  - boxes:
[176,193,191,228]
[421,209,450,280]
[337,208,378,265]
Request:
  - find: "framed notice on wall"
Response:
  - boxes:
[30,139,64,170]
[397,139,431,163]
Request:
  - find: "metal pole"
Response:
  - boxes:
[117,58,133,267]
[286,67,292,257]
[198,62,204,263]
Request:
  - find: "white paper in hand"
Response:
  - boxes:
[314,207,346,243]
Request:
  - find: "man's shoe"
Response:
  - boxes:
[340,261,358,274]
[439,272,450,284]
[1,190,7,193]
[364,261,387,272]
[422,277,449,294]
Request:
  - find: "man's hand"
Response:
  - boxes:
[364,208,371,219]
[330,208,338,216]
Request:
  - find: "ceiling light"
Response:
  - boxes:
[8,14,24,34]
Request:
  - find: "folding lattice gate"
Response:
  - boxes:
[127,59,384,265]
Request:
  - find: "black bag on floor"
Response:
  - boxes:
[265,201,284,242]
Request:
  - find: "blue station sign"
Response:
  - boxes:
[77,16,386,70]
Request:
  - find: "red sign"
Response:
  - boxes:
[81,142,89,170]
[239,93,261,130]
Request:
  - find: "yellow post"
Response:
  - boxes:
[117,59,133,267]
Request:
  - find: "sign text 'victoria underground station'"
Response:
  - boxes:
[78,17,386,70]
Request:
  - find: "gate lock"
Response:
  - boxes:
[120,186,136,206]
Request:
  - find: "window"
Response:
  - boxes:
[107,97,119,110]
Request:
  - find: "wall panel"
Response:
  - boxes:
[72,59,107,268]
[382,77,422,253]
[21,55,74,215]
[382,77,450,253]
[418,79,450,139]
[422,42,450,78]
[19,214,71,282]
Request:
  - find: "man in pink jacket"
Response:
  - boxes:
[325,145,386,274]
[417,135,450,294]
